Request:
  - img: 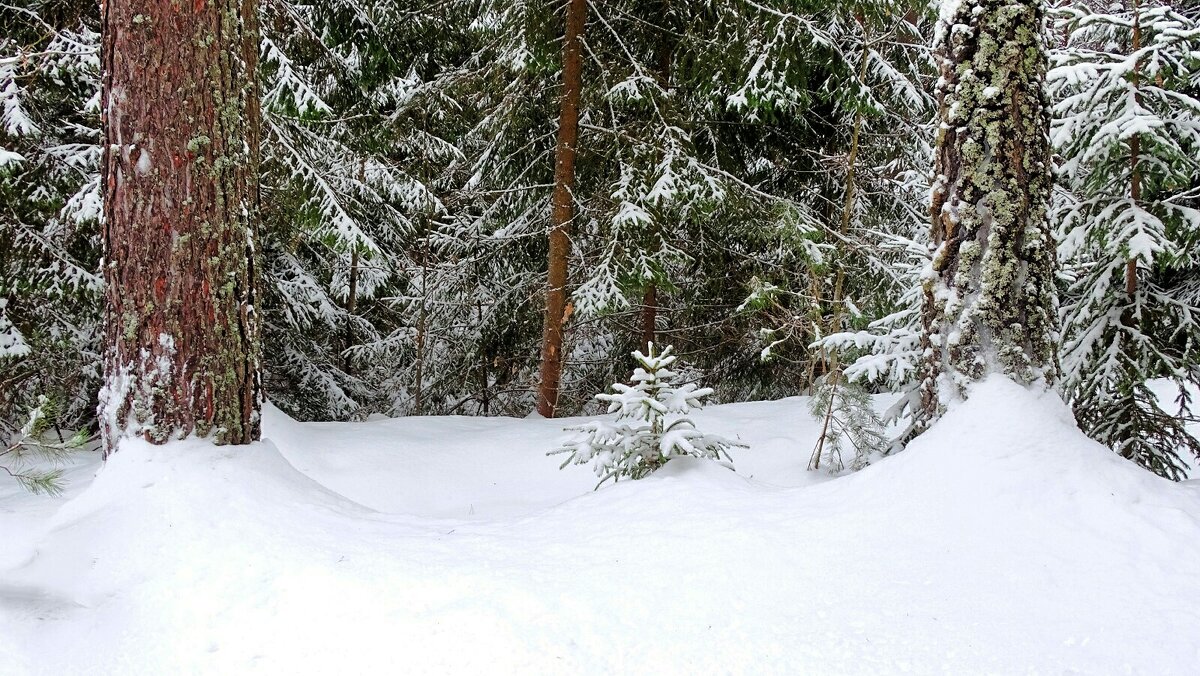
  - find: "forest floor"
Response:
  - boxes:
[2,377,1200,674]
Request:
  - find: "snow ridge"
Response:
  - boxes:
[2,378,1199,674]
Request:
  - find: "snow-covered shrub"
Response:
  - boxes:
[551,344,741,485]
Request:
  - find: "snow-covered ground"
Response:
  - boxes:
[3,377,1200,674]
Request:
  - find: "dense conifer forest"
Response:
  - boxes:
[4,2,1200,673]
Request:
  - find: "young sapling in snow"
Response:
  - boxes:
[550,343,742,485]
[808,373,888,473]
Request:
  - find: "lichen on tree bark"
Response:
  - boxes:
[99,0,263,454]
[916,0,1059,431]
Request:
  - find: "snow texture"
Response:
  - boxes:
[2,378,1200,673]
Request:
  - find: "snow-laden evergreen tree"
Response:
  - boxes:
[913,0,1059,434]
[254,0,463,420]
[0,1,102,450]
[737,6,933,356]
[802,6,935,445]
[551,343,741,485]
[1049,0,1200,479]
[724,2,936,455]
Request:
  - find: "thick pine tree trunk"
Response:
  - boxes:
[99,0,262,455]
[916,0,1058,429]
[537,0,587,418]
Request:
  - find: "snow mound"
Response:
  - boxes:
[856,376,1200,516]
[9,439,386,600]
[2,376,1199,673]
[0,440,428,674]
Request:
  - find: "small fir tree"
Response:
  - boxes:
[551,343,742,485]
[808,374,888,473]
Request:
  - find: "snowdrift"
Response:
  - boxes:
[2,376,1199,674]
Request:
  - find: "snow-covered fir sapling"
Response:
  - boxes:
[808,373,888,473]
[550,343,743,485]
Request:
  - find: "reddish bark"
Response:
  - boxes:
[537,0,587,418]
[100,0,262,454]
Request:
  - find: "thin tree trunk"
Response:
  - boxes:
[344,160,365,375]
[640,283,657,352]
[1127,0,1142,297]
[413,136,430,415]
[99,0,262,456]
[414,219,429,415]
[809,368,841,471]
[344,247,359,374]
[480,352,491,415]
[478,300,490,416]
[640,0,673,353]
[828,21,870,347]
[811,22,869,469]
[537,0,587,417]
[1127,155,1140,295]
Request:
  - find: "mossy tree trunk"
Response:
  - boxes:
[99,0,263,455]
[537,0,587,418]
[916,0,1058,431]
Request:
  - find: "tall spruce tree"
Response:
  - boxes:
[98,0,263,452]
[915,0,1058,431]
